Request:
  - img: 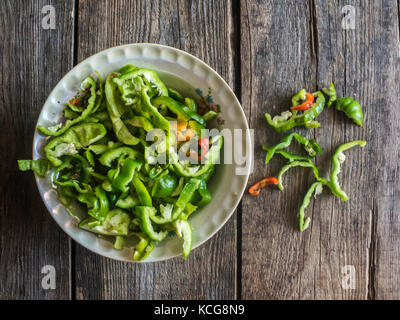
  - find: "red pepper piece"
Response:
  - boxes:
[249,176,279,196]
[189,137,210,162]
[290,92,314,111]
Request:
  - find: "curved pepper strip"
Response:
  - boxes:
[132,176,153,207]
[265,91,325,132]
[124,116,154,132]
[261,146,313,162]
[298,182,323,232]
[112,158,142,193]
[336,97,363,127]
[322,83,337,108]
[168,88,185,103]
[277,160,329,191]
[263,132,321,164]
[172,178,201,221]
[197,180,212,206]
[248,176,279,196]
[329,140,366,201]
[114,236,125,250]
[38,76,98,136]
[152,96,205,126]
[131,232,154,261]
[135,206,168,241]
[118,64,137,75]
[116,194,140,209]
[141,87,170,131]
[173,219,193,259]
[105,73,141,145]
[44,123,107,166]
[149,203,173,224]
[87,186,109,221]
[77,193,99,214]
[99,146,142,167]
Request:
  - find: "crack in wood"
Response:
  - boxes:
[367,199,377,300]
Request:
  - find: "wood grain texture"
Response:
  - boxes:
[0,0,74,299]
[2,0,400,300]
[241,0,400,299]
[73,0,237,300]
[240,0,319,299]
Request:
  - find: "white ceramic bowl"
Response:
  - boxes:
[33,43,251,262]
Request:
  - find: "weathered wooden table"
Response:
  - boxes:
[1,0,399,300]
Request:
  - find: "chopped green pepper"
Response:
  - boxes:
[329,140,366,201]
[265,91,326,132]
[45,122,107,166]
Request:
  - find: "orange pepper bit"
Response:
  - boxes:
[248,176,279,196]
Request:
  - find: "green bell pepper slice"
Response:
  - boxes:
[197,180,212,207]
[38,76,98,136]
[168,88,185,103]
[99,146,142,167]
[131,232,154,261]
[151,170,178,198]
[79,209,130,236]
[45,122,107,167]
[173,219,193,259]
[132,176,152,207]
[141,87,170,131]
[329,140,366,201]
[17,159,50,177]
[184,97,197,112]
[152,96,205,125]
[124,116,154,132]
[116,194,140,209]
[105,72,141,145]
[172,178,201,220]
[114,236,125,250]
[135,206,168,241]
[112,158,142,193]
[92,186,109,220]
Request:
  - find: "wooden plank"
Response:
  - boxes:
[240,0,319,299]
[0,0,75,299]
[74,0,237,299]
[357,0,400,300]
[299,0,372,300]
